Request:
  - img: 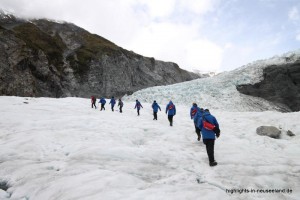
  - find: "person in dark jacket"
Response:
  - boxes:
[109,97,116,111]
[118,99,124,113]
[99,97,106,111]
[152,100,161,120]
[134,100,143,116]
[197,109,220,167]
[91,96,97,109]
[190,103,203,141]
[166,101,176,126]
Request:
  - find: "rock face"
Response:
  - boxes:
[0,13,199,98]
[237,62,300,112]
[287,130,295,137]
[256,126,281,139]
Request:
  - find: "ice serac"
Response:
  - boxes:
[0,13,199,98]
[236,61,300,112]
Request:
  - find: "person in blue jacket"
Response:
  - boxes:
[99,97,106,111]
[197,109,220,167]
[134,99,143,116]
[109,96,116,111]
[166,100,176,126]
[190,103,203,141]
[152,100,161,120]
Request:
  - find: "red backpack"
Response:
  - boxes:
[191,108,197,117]
[203,120,215,130]
[202,115,215,130]
[202,114,221,135]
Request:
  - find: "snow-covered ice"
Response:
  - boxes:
[0,96,299,200]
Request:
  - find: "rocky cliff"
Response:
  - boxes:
[0,13,199,98]
[237,61,300,112]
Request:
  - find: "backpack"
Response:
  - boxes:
[203,120,215,130]
[202,115,220,134]
[191,108,197,117]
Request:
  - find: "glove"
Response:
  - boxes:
[216,132,220,138]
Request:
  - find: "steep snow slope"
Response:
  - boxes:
[0,97,299,200]
[124,50,300,112]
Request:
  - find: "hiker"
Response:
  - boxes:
[197,109,220,167]
[190,103,203,141]
[99,97,106,111]
[118,99,124,113]
[134,99,143,116]
[91,96,97,109]
[109,96,116,111]
[165,100,176,126]
[152,100,161,120]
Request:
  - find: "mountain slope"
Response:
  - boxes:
[124,50,300,112]
[0,13,199,98]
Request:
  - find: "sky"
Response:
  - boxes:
[0,0,300,72]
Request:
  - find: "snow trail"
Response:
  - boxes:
[0,97,299,199]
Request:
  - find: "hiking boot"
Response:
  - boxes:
[209,161,218,167]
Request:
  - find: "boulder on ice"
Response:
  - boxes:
[256,126,281,139]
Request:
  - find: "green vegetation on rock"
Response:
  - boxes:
[13,22,66,71]
[69,31,121,75]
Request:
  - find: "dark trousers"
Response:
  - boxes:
[101,104,105,110]
[137,109,140,116]
[153,112,158,120]
[111,105,114,111]
[195,125,201,140]
[168,115,173,126]
[92,102,96,109]
[203,139,215,163]
[119,106,123,113]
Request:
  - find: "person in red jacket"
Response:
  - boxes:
[91,96,97,109]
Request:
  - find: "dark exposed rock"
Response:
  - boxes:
[287,130,295,137]
[0,14,199,98]
[236,62,300,112]
[0,181,9,191]
[256,126,281,139]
